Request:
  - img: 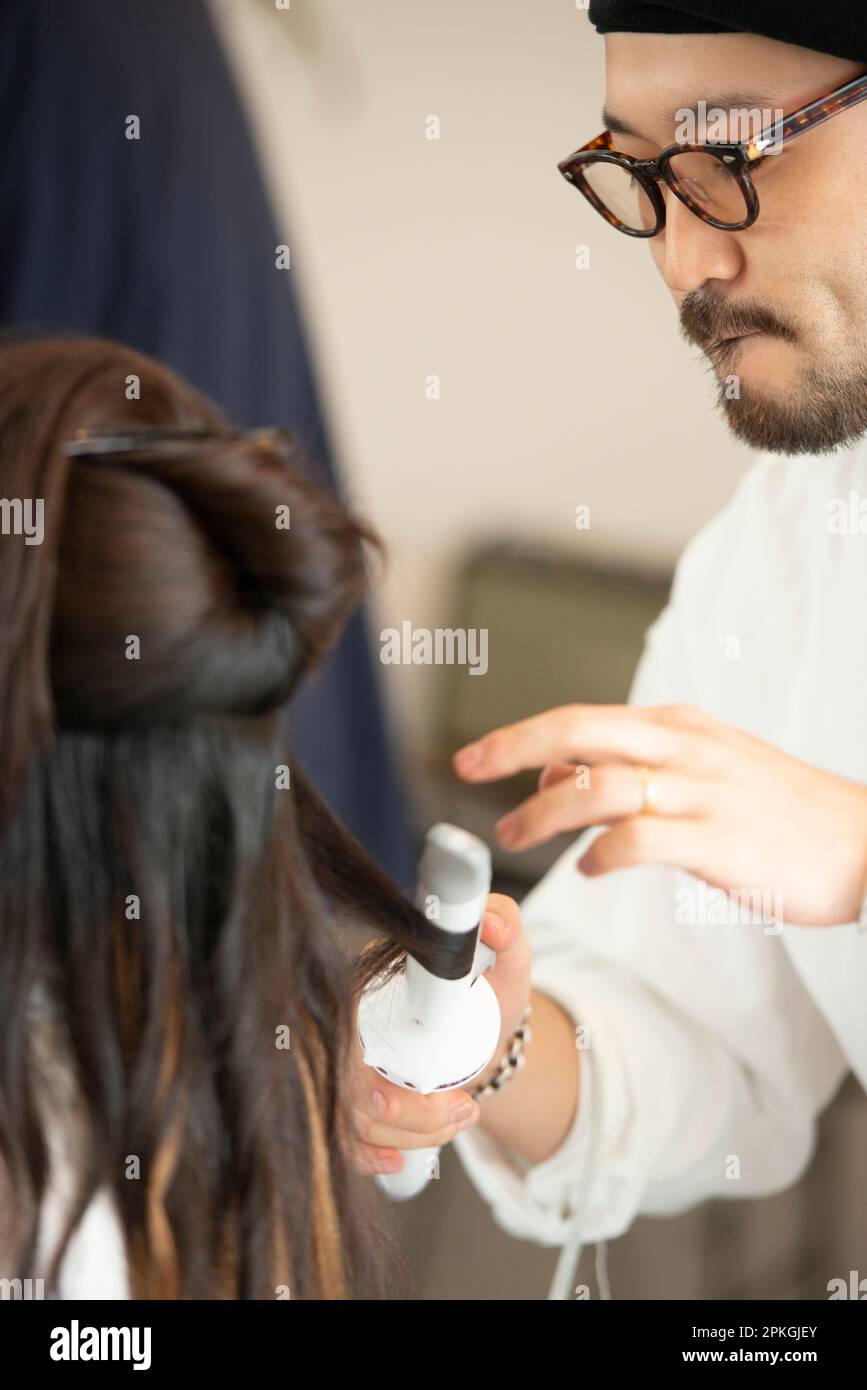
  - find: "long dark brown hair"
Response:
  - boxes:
[0,335,443,1299]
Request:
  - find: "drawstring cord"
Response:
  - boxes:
[545,1034,613,1300]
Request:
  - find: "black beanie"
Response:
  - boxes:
[587,2,866,66]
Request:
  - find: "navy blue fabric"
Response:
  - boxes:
[0,0,416,887]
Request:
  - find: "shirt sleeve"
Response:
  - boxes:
[453,504,850,1246]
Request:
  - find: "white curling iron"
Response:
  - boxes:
[357,823,501,1200]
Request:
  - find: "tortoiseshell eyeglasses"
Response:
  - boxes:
[557,70,867,237]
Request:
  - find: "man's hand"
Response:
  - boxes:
[350,894,531,1177]
[453,703,867,927]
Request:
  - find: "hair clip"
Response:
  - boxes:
[65,425,297,459]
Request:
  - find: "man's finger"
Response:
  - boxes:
[355,1067,479,1135]
[453,704,703,782]
[352,1104,479,1151]
[479,892,522,952]
[352,1142,404,1176]
[495,765,709,850]
[538,761,576,791]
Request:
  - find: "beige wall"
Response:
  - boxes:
[211,0,752,754]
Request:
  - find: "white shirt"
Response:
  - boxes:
[454,439,867,1248]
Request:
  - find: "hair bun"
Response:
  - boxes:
[49,431,372,728]
[0,337,375,825]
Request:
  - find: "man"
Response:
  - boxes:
[351,3,867,1275]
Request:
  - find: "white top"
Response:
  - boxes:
[454,440,867,1247]
[9,996,131,1298]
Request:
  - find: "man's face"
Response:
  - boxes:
[603,32,867,454]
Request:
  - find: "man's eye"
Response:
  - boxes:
[615,139,657,161]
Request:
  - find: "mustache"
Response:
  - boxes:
[680,291,797,351]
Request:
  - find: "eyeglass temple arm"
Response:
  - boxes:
[562,73,867,173]
[743,71,867,160]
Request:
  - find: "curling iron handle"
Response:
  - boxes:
[379,946,499,1202]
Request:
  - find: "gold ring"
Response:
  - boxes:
[638,765,661,815]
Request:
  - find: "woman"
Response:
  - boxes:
[0,335,487,1299]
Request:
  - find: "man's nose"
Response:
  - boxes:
[656,188,744,294]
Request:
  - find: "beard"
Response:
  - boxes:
[679,290,867,455]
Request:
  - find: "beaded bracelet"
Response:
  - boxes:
[470,1005,533,1101]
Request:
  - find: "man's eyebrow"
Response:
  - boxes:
[601,92,782,139]
[600,105,642,137]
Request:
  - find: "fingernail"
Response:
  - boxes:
[483,911,505,935]
[449,1101,475,1124]
[455,743,483,774]
[371,1089,387,1117]
[496,814,520,847]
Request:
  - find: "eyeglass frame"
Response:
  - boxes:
[557,69,867,237]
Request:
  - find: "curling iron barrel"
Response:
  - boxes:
[357,824,501,1200]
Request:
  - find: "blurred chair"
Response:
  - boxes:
[422,542,671,885]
